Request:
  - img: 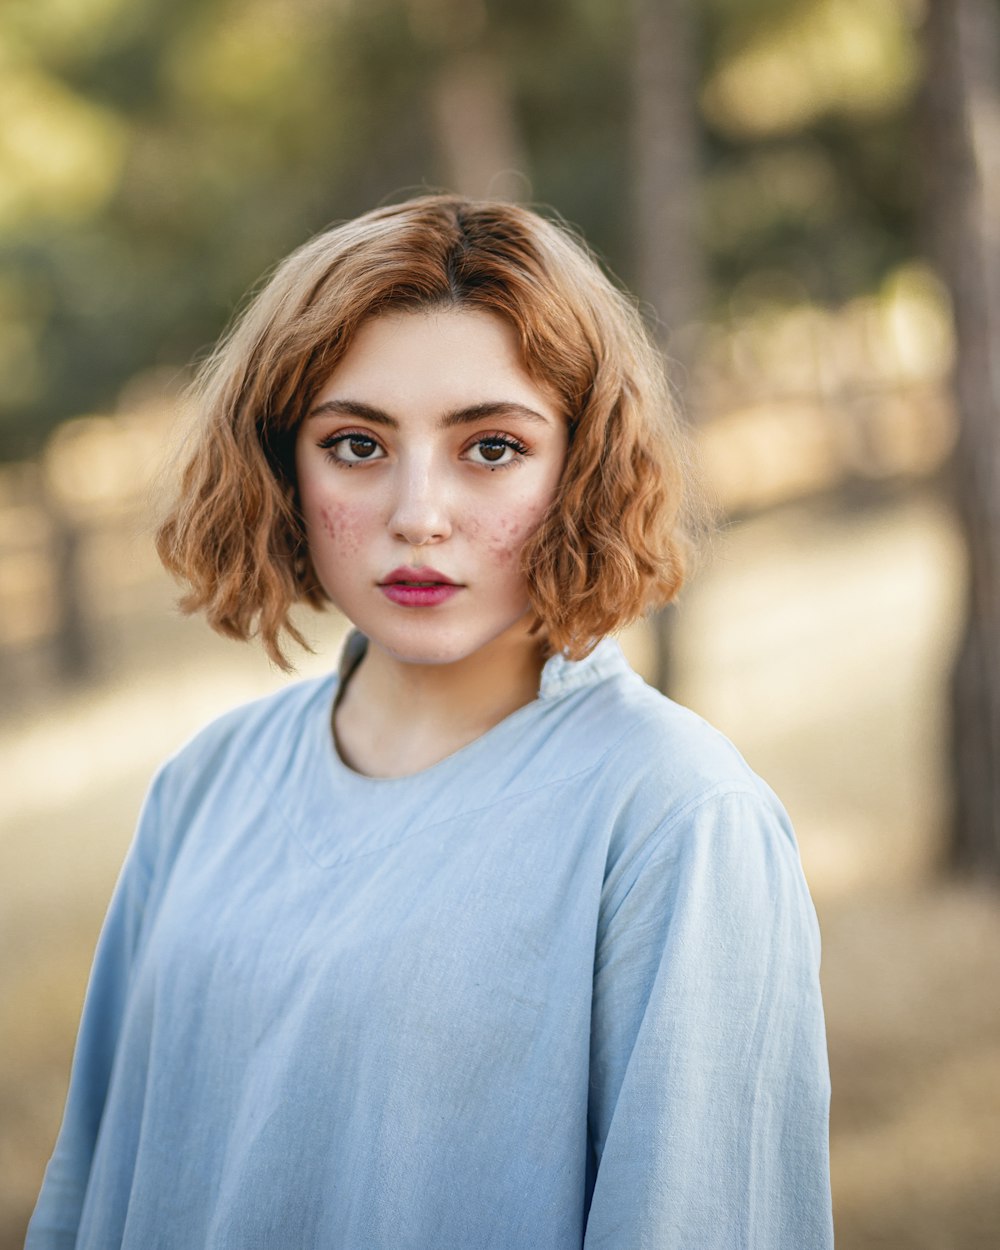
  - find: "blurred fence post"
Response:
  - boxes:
[632,0,706,694]
[40,467,94,684]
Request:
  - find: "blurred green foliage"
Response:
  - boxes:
[0,0,923,458]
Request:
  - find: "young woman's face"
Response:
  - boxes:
[295,308,569,667]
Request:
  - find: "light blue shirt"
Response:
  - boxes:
[27,636,833,1248]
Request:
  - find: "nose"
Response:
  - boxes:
[388,461,452,547]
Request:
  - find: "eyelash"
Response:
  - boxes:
[316,430,532,470]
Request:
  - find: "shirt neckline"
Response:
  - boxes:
[325,630,626,786]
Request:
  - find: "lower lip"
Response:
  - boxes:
[379,583,462,607]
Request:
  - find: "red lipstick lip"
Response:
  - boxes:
[379,566,459,586]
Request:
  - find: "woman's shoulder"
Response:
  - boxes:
[127,673,337,881]
[556,642,800,884]
[155,670,336,807]
[559,641,772,803]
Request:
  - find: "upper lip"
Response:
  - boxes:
[379,566,459,586]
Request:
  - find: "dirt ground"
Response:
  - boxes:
[2,485,998,1248]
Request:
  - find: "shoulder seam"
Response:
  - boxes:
[599,785,772,935]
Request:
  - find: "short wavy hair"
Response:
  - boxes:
[156,194,702,669]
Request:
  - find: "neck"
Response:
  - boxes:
[334,622,548,778]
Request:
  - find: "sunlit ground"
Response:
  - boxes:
[2,484,998,1248]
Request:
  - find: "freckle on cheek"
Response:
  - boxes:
[485,513,537,563]
[318,504,363,556]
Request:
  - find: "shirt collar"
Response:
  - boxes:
[537,636,625,699]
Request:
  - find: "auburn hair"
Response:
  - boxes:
[156,194,702,669]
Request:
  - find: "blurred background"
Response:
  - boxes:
[2,0,999,1245]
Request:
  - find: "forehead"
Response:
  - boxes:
[312,308,562,422]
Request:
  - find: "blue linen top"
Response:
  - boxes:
[27,636,833,1249]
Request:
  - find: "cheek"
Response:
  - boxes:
[312,501,368,559]
[473,499,551,565]
[485,515,525,564]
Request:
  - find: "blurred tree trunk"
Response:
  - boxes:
[922,0,1000,878]
[632,0,706,693]
[406,0,528,200]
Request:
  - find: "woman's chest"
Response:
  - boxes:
[133,783,608,1076]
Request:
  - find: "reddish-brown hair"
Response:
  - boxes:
[156,194,702,668]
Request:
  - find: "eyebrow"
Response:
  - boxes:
[305,398,553,428]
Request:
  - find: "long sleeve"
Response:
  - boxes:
[25,775,161,1249]
[585,787,833,1250]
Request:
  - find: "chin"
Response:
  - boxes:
[362,616,533,669]
[376,633,492,668]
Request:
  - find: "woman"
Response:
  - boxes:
[28,195,833,1248]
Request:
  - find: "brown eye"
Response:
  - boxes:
[462,433,529,469]
[478,440,508,462]
[320,432,386,464]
